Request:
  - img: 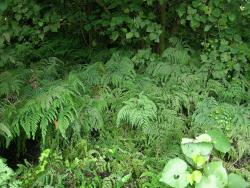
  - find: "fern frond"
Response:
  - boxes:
[0,123,12,147]
[0,70,26,97]
[131,48,156,73]
[117,94,157,133]
[30,57,62,81]
[0,159,20,187]
[206,78,249,104]
[161,47,190,65]
[104,53,136,88]
[146,46,191,84]
[81,62,105,86]
[12,73,84,141]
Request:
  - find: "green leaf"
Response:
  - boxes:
[121,173,132,183]
[203,161,228,187]
[212,8,221,18]
[181,139,213,161]
[228,173,249,188]
[204,25,212,32]
[192,155,207,167]
[126,32,133,39]
[2,32,10,43]
[208,129,231,153]
[228,13,236,22]
[111,31,119,41]
[190,19,200,30]
[188,170,202,185]
[160,158,190,188]
[38,21,44,27]
[196,134,212,143]
[196,175,219,188]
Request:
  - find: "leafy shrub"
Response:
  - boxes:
[160,131,249,188]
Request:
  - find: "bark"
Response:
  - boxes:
[158,1,167,54]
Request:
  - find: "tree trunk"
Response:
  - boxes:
[158,1,167,54]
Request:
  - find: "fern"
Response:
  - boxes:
[11,73,84,141]
[146,46,191,84]
[149,107,185,143]
[0,159,20,188]
[206,77,249,104]
[0,123,12,147]
[0,70,26,97]
[104,53,136,88]
[131,48,156,73]
[161,47,190,65]
[117,94,157,134]
[77,95,105,132]
[81,62,105,86]
[192,97,250,158]
[30,57,62,81]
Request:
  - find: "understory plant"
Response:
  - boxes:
[160,130,249,188]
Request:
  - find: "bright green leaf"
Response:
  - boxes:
[188,170,202,185]
[228,173,249,188]
[192,155,207,167]
[181,140,213,161]
[160,158,190,188]
[204,161,228,187]
[196,175,219,188]
[208,129,231,153]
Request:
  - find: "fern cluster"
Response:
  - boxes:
[0,72,84,144]
[117,94,157,135]
[192,98,250,158]
[0,159,20,188]
[0,36,249,186]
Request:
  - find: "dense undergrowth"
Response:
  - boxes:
[0,0,250,187]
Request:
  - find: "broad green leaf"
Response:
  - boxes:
[181,138,195,144]
[203,161,228,187]
[195,134,212,143]
[228,173,249,188]
[195,175,219,188]
[208,129,231,153]
[181,141,213,160]
[160,158,190,188]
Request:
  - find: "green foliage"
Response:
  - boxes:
[160,158,190,188]
[161,133,249,188]
[12,73,84,141]
[0,123,12,147]
[0,0,250,187]
[0,158,20,187]
[192,98,250,158]
[0,70,25,97]
[117,94,157,134]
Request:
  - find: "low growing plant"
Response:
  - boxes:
[160,129,249,188]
